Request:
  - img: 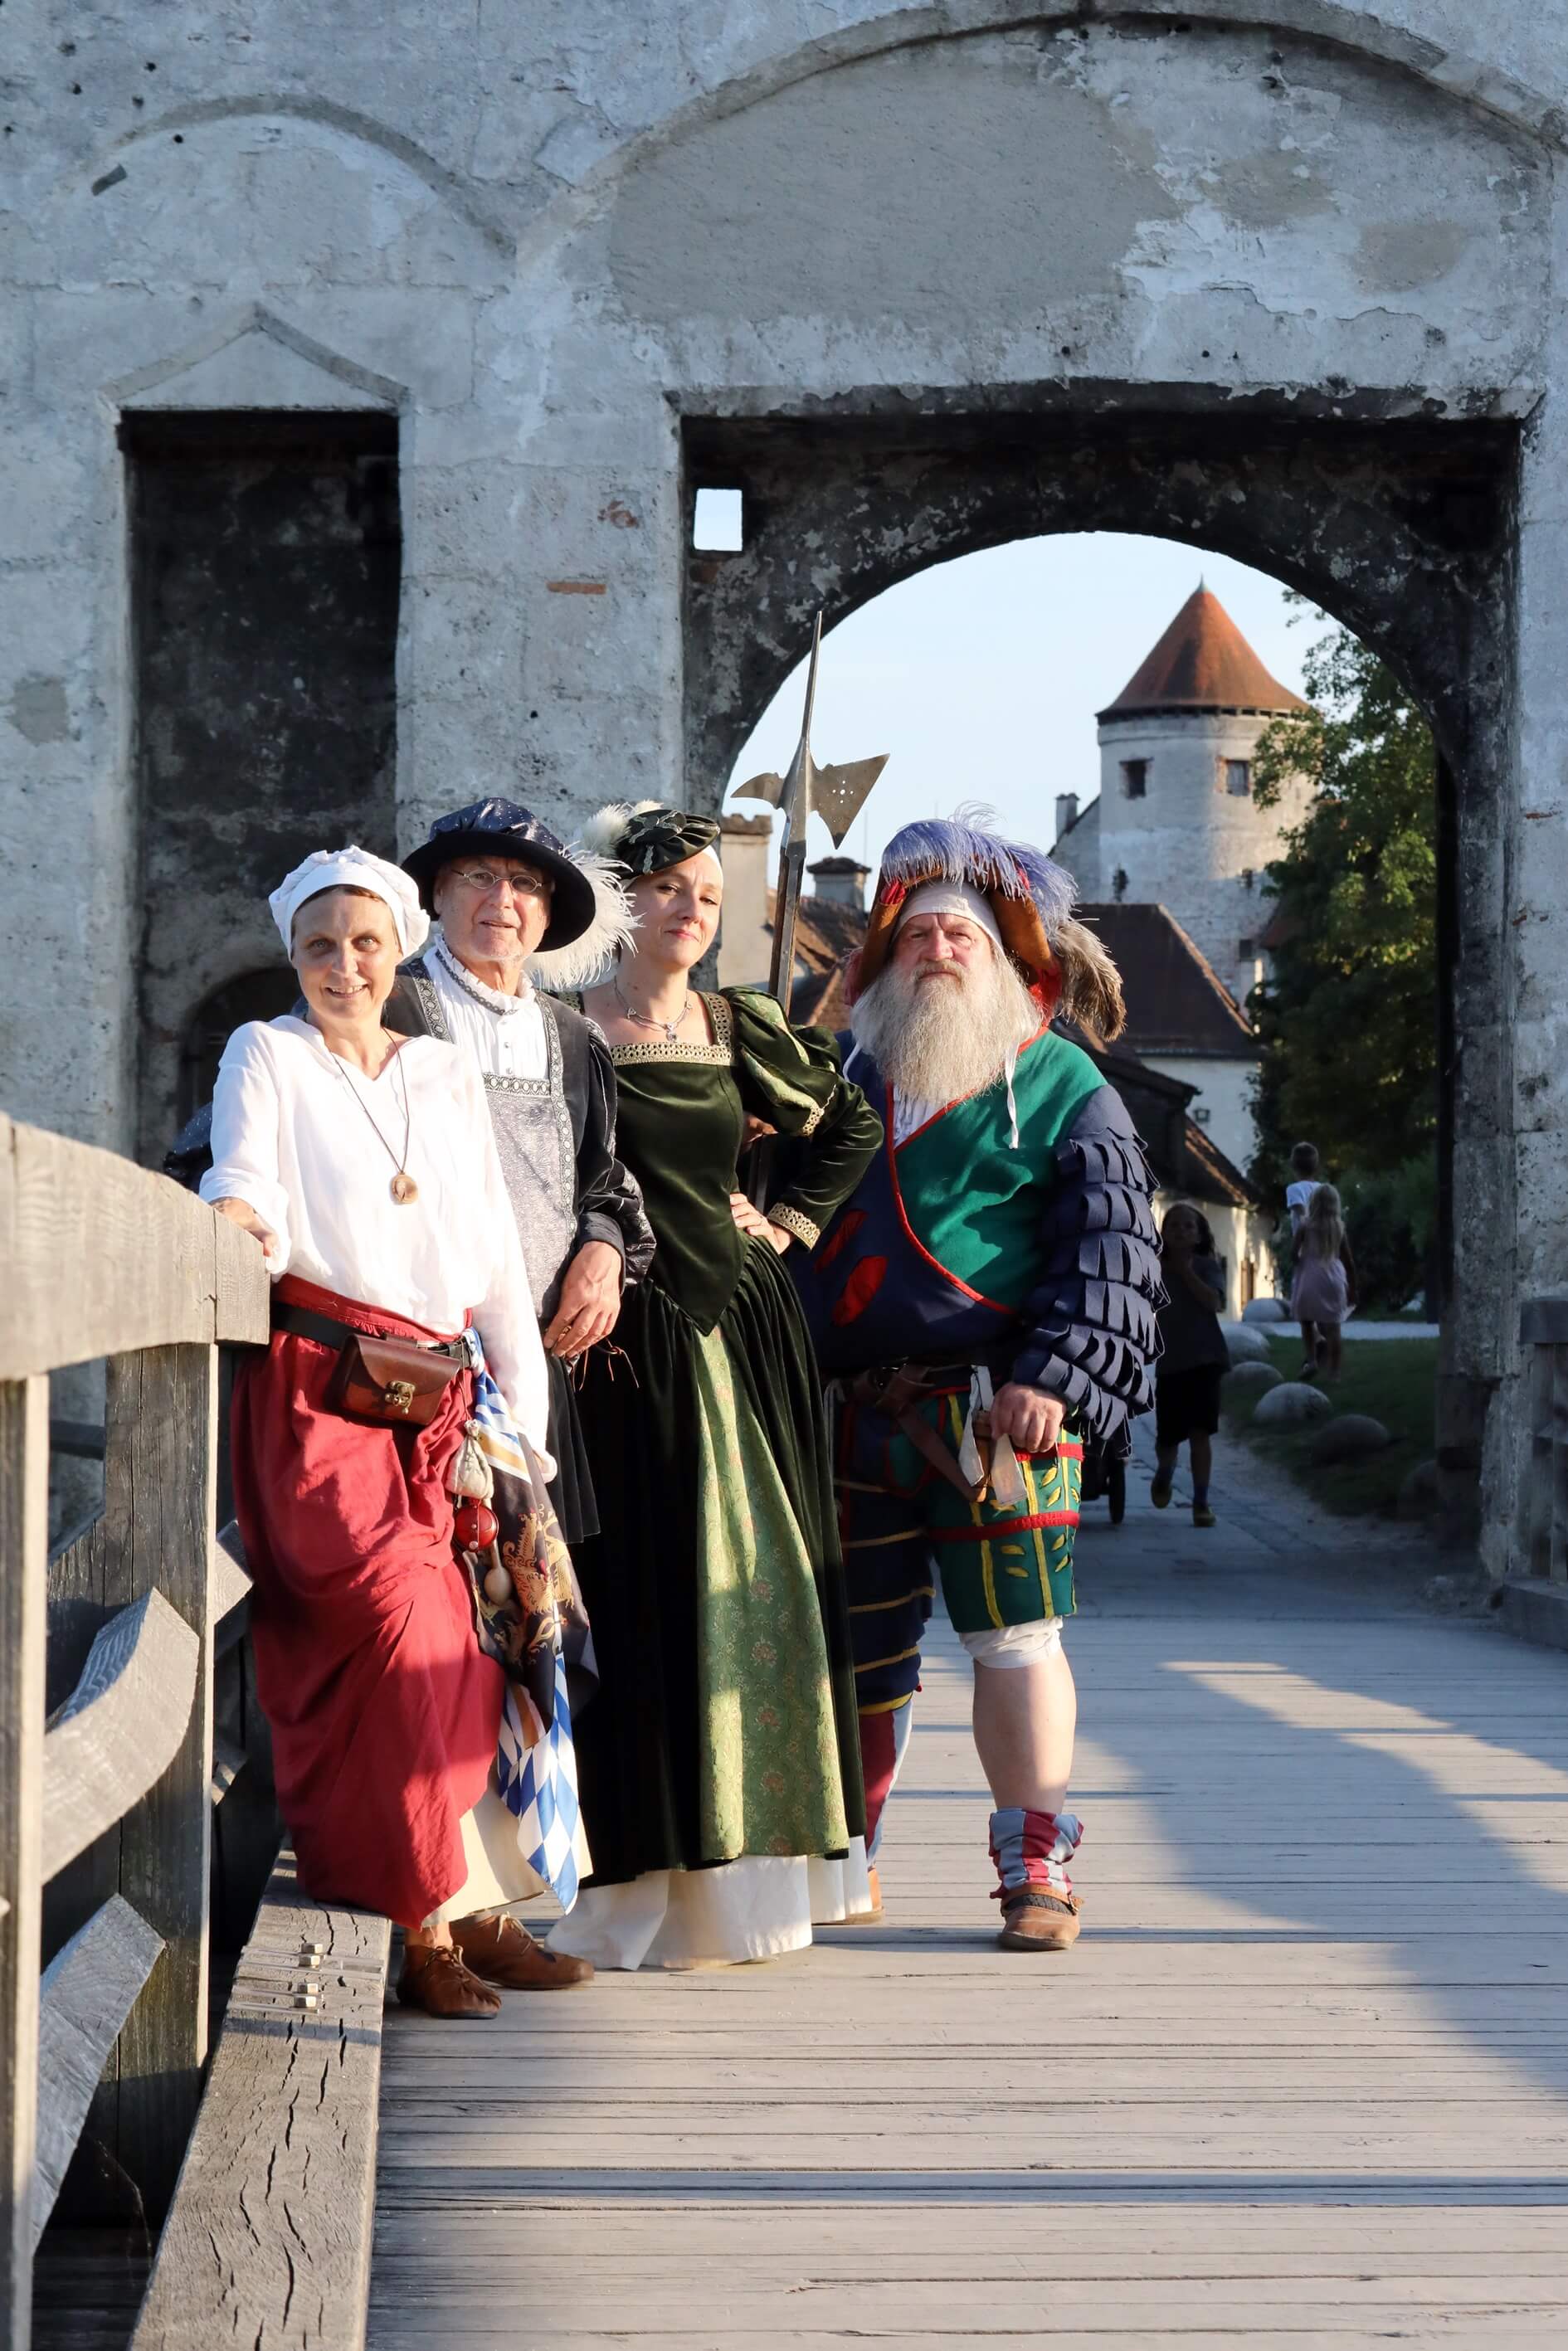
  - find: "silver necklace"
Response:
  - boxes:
[613,972,689,1044]
[332,1044,419,1205]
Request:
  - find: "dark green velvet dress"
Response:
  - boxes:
[558,989,882,1906]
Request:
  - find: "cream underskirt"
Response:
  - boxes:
[422,1776,548,1929]
[543,1837,874,1970]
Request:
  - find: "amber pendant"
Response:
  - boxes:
[390,1171,419,1205]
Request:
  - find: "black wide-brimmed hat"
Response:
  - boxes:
[402,799,597,951]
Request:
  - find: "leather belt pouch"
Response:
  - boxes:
[324,1332,462,1428]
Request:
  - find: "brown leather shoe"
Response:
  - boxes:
[997,1886,1083,1953]
[842,1863,884,1924]
[396,1940,502,2017]
[450,1913,594,1988]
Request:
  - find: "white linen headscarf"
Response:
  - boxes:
[894,879,1006,953]
[268,845,431,960]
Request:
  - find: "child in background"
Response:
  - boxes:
[1290,1183,1356,1382]
[1151,1201,1229,1530]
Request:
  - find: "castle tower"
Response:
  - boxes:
[1090,585,1312,1002]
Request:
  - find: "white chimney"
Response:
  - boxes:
[1055,792,1079,844]
[807,855,871,911]
[717,815,772,987]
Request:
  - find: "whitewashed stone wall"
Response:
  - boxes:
[1142,1056,1261,1181]
[4,0,1568,1573]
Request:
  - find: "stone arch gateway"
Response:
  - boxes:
[6,2,1568,1577]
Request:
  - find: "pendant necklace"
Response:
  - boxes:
[613,972,689,1044]
[332,1044,419,1205]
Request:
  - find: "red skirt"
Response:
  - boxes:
[231,1273,504,1928]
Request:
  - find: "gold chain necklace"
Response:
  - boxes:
[331,1044,419,1205]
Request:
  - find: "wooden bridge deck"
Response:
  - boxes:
[367,1459,1568,2348]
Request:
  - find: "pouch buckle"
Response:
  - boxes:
[382,1378,416,1414]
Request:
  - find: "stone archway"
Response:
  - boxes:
[682,405,1516,1527]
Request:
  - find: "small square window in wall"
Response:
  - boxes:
[1225,759,1251,796]
[693,487,743,551]
[1192,1106,1211,1126]
[1239,936,1255,959]
[1121,758,1147,798]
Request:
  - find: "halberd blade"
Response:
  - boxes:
[811,754,889,849]
[733,769,786,809]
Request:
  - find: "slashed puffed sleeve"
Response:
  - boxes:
[460,1060,556,1475]
[728,990,883,1250]
[1010,1083,1165,1453]
[572,1015,655,1285]
[199,1022,294,1273]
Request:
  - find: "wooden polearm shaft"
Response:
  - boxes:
[766,614,823,1010]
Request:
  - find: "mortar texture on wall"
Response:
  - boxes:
[3,0,1568,1575]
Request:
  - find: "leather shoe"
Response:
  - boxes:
[396,1941,502,2018]
[997,1886,1083,1953]
[451,1913,594,1988]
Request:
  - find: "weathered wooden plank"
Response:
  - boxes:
[131,1854,390,2351]
[209,1521,251,1653]
[32,1897,163,2247]
[0,1113,269,1378]
[41,1591,199,1883]
[100,1344,219,2223]
[210,1736,246,1806]
[47,1421,105,1463]
[0,1376,47,2351]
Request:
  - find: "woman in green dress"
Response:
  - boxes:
[545,803,883,1969]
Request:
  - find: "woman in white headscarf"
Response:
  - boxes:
[201,847,591,2017]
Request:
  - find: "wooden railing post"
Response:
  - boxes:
[100,1343,218,2222]
[0,1376,47,2348]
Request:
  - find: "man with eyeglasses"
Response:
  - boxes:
[397,800,654,1549]
[168,798,654,1552]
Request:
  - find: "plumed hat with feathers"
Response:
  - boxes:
[851,803,1126,1042]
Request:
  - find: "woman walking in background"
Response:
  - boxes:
[1150,1201,1228,1530]
[1285,1140,1327,1375]
[1291,1183,1356,1384]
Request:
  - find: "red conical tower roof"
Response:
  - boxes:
[1098,585,1308,722]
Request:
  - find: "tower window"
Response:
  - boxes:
[1239,936,1255,959]
[1242,866,1254,891]
[1121,758,1148,799]
[1113,867,1129,903]
[1225,759,1251,796]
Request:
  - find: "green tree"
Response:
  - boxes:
[1248,611,1437,1186]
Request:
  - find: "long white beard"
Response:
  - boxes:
[850,952,1041,1108]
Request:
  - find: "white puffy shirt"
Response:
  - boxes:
[200,1016,552,1466]
[425,934,548,1081]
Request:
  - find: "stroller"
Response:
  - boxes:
[1078,1427,1127,1526]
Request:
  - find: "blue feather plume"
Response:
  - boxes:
[879,801,1077,937]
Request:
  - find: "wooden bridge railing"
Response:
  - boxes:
[0,1111,270,2348]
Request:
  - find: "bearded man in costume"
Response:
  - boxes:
[792,814,1162,1952]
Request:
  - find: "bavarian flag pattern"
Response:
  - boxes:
[464,1351,592,1908]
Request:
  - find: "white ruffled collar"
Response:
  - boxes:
[431,932,534,1016]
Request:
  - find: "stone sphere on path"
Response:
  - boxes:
[1398,1458,1439,1521]
[1221,1361,1283,1404]
[1251,1380,1332,1428]
[1243,1297,1288,1323]
[1220,1321,1269,1365]
[1312,1413,1392,1466]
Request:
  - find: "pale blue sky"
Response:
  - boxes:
[724,533,1316,878]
